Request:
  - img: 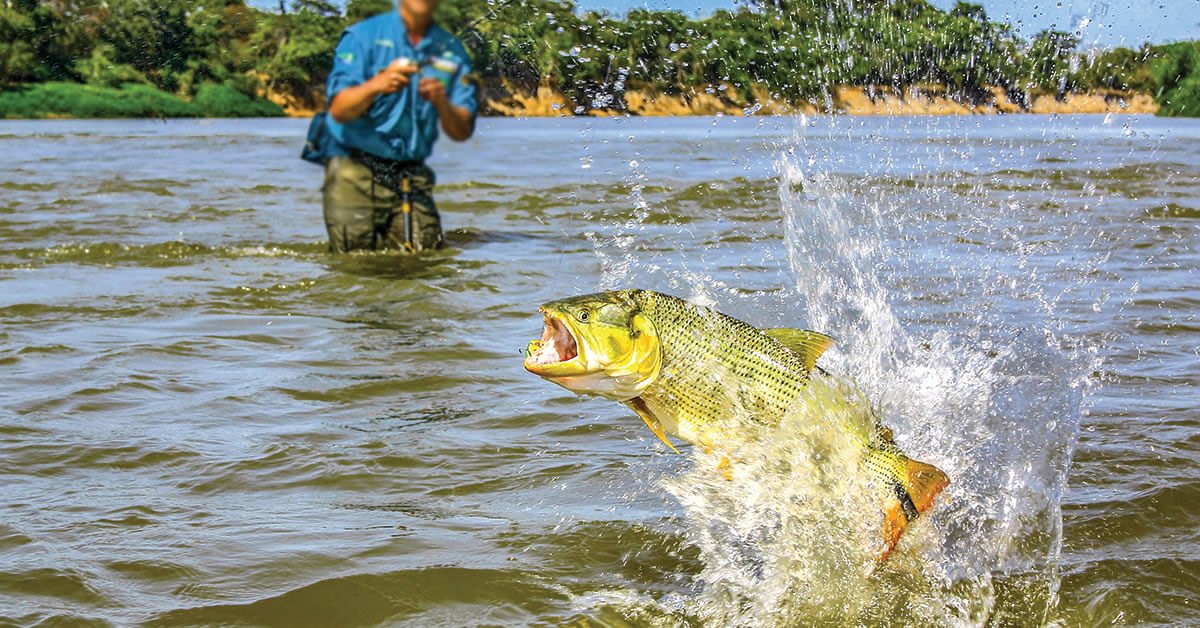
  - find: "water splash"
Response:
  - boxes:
[656,135,1094,625]
[778,161,900,384]
[664,377,917,625]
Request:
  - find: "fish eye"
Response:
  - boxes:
[577,310,590,323]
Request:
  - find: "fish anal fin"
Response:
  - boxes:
[626,398,679,454]
[716,456,733,481]
[763,328,835,372]
[880,498,908,562]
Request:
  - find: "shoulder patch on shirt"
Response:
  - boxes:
[338,51,355,63]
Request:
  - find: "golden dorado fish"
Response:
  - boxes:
[523,289,949,559]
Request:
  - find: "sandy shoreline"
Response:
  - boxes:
[276,84,1157,118]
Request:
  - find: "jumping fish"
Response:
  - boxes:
[524,289,949,559]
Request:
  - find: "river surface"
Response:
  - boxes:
[0,114,1197,626]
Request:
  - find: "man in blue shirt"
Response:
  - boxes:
[321,0,477,253]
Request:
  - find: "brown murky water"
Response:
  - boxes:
[0,115,1196,625]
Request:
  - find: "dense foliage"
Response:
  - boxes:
[1149,42,1200,117]
[0,0,1195,117]
[0,81,284,118]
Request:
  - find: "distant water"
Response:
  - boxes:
[0,115,1196,625]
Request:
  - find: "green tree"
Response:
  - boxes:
[101,0,198,92]
[1074,45,1154,91]
[5,0,94,83]
[346,0,395,22]
[75,44,149,87]
[0,8,37,86]
[0,0,1186,118]
[251,1,345,102]
[1023,29,1080,95]
[1150,41,1200,116]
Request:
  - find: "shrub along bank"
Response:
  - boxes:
[0,82,284,119]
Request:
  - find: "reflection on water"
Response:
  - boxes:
[0,116,1197,625]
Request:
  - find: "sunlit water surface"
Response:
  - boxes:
[0,115,1196,625]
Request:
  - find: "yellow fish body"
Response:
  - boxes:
[524,289,948,558]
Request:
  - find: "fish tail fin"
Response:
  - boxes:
[879,457,950,561]
[903,457,950,514]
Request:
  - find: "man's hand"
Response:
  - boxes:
[418,76,472,141]
[417,77,448,105]
[371,62,419,95]
[330,60,418,123]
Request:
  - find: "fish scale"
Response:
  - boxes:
[630,290,811,442]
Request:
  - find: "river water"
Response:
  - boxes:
[0,114,1196,626]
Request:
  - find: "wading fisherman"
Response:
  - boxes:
[308,0,476,253]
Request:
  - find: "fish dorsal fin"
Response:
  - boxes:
[763,328,835,372]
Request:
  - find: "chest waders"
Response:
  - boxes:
[368,171,415,252]
[355,151,437,253]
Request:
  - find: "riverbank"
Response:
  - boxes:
[473,84,1157,117]
[0,83,284,120]
[273,83,1157,118]
[0,81,1156,120]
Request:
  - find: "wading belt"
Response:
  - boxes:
[353,151,431,252]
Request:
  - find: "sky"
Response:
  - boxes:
[573,0,1198,47]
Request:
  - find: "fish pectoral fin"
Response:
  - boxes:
[763,328,835,372]
[626,398,679,454]
[641,414,680,455]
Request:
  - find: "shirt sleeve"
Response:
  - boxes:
[448,50,478,117]
[326,31,367,103]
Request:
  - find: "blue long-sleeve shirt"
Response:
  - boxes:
[325,12,477,162]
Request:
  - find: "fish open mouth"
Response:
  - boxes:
[528,312,579,366]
